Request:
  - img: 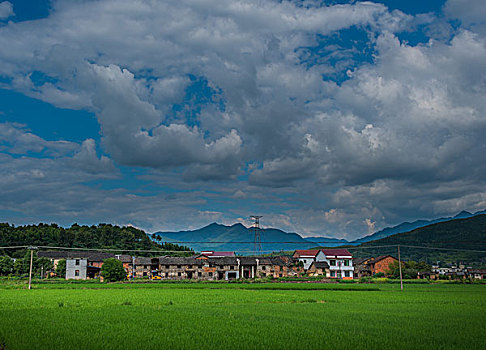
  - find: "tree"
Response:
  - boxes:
[385,260,431,279]
[101,258,126,282]
[35,257,53,277]
[56,259,66,278]
[0,256,13,275]
[13,258,25,276]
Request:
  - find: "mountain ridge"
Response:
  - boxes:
[152,209,486,254]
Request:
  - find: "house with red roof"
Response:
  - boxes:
[292,250,326,270]
[320,249,354,279]
[293,248,355,279]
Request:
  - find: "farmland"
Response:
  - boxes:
[0,281,485,349]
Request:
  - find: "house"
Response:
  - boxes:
[154,255,298,281]
[115,254,133,277]
[320,249,354,279]
[38,251,114,279]
[466,269,486,279]
[353,257,372,278]
[292,249,354,279]
[65,257,104,280]
[66,258,87,279]
[307,261,330,277]
[292,250,325,270]
[134,257,159,278]
[367,255,398,275]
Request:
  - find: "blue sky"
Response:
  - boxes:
[1,0,485,239]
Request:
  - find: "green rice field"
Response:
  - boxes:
[0,281,485,349]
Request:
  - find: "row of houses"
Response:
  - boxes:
[39,249,358,280]
[38,250,486,281]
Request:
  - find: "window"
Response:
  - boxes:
[165,265,170,269]
[177,265,181,268]
[261,266,266,270]
[209,272,213,277]
[330,271,336,277]
[75,270,80,276]
[330,260,336,266]
[198,272,202,277]
[344,271,350,277]
[279,274,282,277]
[143,272,147,276]
[344,260,350,266]
[178,272,181,277]
[75,259,80,266]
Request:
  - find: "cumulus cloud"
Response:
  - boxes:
[0,0,485,238]
[0,1,13,19]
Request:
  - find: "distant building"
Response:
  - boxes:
[353,255,398,278]
[307,261,330,277]
[66,258,87,280]
[367,255,398,275]
[292,250,325,270]
[38,251,113,279]
[293,249,354,279]
[320,249,354,279]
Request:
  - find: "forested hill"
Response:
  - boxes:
[353,214,486,266]
[0,223,191,257]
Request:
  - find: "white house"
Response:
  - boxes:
[293,248,354,279]
[320,249,354,279]
[292,250,326,270]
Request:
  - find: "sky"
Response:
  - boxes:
[0,0,485,240]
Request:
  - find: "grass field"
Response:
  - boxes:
[0,281,485,349]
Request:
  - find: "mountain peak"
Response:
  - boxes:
[454,211,472,219]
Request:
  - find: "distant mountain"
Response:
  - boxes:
[352,210,486,244]
[153,223,320,254]
[303,236,349,247]
[354,214,486,266]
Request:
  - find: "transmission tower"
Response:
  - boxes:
[250,215,263,255]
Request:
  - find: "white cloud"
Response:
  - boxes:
[0,0,485,238]
[0,1,13,19]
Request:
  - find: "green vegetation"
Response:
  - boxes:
[0,222,192,258]
[385,260,431,279]
[101,258,126,282]
[0,281,484,349]
[349,214,486,266]
[55,259,66,278]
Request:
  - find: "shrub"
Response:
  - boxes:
[101,258,126,282]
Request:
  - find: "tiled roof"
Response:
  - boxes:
[134,257,153,265]
[115,254,133,263]
[353,257,370,265]
[159,257,205,265]
[293,250,320,258]
[313,261,330,269]
[368,255,396,264]
[38,250,114,261]
[321,249,352,257]
[200,251,235,257]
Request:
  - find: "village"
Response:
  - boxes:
[37,249,486,281]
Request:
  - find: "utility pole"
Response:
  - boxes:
[398,245,403,291]
[27,246,37,290]
[250,216,263,255]
[132,256,135,281]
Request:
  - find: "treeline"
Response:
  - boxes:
[0,223,192,258]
